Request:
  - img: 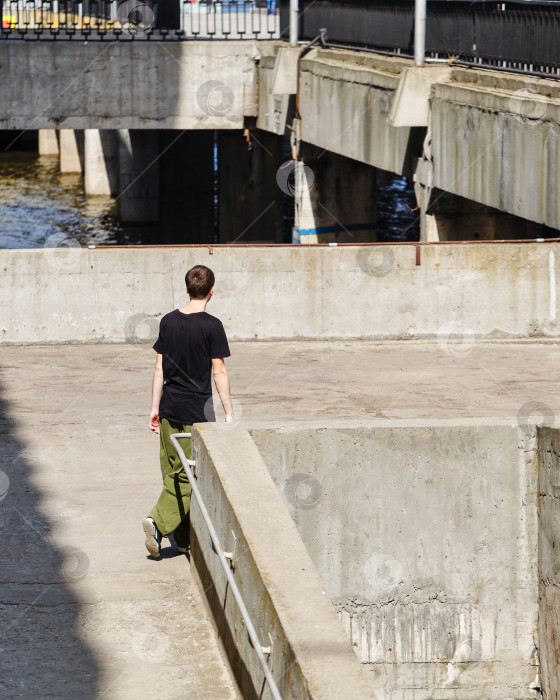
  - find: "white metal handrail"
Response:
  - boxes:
[170,432,282,700]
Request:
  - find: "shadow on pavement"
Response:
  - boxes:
[0,383,100,697]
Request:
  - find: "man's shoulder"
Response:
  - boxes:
[202,312,225,327]
[160,309,178,325]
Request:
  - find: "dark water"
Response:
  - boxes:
[0,151,419,248]
[376,171,420,242]
[0,152,131,249]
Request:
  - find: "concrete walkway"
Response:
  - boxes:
[1,339,559,697]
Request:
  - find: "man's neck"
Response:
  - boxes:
[179,297,208,314]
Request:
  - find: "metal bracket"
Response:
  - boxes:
[261,633,274,671]
[223,530,237,571]
[189,445,198,479]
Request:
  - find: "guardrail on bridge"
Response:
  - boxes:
[0,0,279,39]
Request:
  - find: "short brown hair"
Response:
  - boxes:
[185,265,215,299]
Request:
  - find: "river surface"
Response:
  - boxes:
[0,151,419,247]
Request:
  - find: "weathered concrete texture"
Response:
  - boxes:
[85,129,119,197]
[0,344,240,699]
[256,54,291,137]
[4,243,560,344]
[249,422,543,699]
[38,128,59,156]
[258,45,560,232]
[59,129,84,174]
[0,41,273,130]
[297,49,423,177]
[537,427,560,700]
[431,70,560,231]
[192,425,375,699]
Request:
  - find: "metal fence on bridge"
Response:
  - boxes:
[0,0,280,39]
[279,0,560,74]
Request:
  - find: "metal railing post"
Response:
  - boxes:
[414,0,426,66]
[289,0,298,46]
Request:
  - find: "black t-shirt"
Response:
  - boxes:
[153,310,231,425]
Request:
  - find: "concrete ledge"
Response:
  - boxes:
[190,424,376,699]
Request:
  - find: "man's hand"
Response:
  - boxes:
[150,354,164,435]
[225,413,235,423]
[149,409,160,435]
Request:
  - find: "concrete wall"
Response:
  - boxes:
[190,424,375,699]
[2,243,560,344]
[537,427,560,700]
[248,420,546,699]
[0,41,272,130]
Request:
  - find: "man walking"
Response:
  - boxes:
[143,264,233,557]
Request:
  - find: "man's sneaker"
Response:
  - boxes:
[169,532,188,554]
[143,517,162,557]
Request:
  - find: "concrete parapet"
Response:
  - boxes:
[3,242,560,344]
[190,424,376,699]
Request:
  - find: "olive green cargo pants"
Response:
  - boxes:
[149,418,192,550]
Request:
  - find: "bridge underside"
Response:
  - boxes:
[2,40,560,238]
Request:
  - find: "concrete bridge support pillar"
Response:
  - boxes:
[293,143,376,243]
[159,130,215,244]
[84,130,118,197]
[117,130,159,224]
[59,130,84,173]
[38,130,59,156]
[218,129,284,243]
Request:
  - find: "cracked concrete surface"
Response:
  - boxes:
[1,339,559,698]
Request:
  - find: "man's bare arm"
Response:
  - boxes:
[150,353,164,434]
[212,357,234,422]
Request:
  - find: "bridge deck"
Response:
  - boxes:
[1,339,559,697]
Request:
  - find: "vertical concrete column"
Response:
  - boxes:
[59,130,84,173]
[38,130,59,156]
[117,129,159,224]
[159,130,215,243]
[84,130,118,197]
[218,129,284,243]
[293,143,376,243]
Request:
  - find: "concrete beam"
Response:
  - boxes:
[0,41,274,130]
[432,73,560,230]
